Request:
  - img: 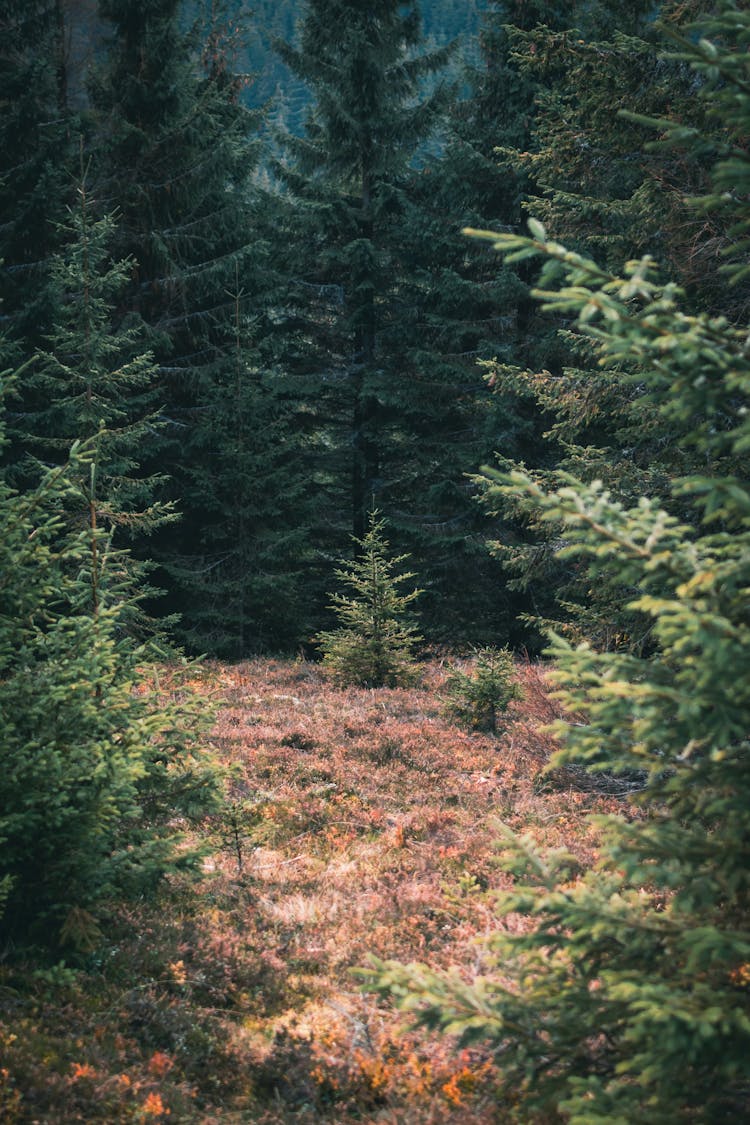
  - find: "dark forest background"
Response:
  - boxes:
[1,0,739,665]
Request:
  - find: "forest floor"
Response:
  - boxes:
[1,657,622,1123]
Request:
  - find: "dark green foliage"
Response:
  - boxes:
[169,296,313,656]
[396,0,577,644]
[472,0,726,648]
[90,0,260,350]
[90,0,259,355]
[185,0,490,135]
[17,175,179,650]
[0,2,77,347]
[317,511,422,689]
[273,0,456,531]
[443,647,522,734]
[369,7,750,1119]
[29,178,170,525]
[90,0,309,655]
[511,2,718,291]
[0,366,218,950]
[272,0,521,643]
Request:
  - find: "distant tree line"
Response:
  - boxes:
[5,0,730,661]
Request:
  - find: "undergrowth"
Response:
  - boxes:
[1,657,620,1123]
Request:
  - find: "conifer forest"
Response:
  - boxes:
[2,1,750,1121]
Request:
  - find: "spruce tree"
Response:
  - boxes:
[25,173,172,629]
[510,1,717,288]
[90,0,306,654]
[273,0,526,643]
[392,0,576,645]
[0,361,217,950]
[0,1,76,348]
[171,261,313,656]
[369,7,750,1119]
[470,0,723,649]
[443,647,522,735]
[273,0,455,544]
[317,511,422,689]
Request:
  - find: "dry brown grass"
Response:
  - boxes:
[0,657,621,1123]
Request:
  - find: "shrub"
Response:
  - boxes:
[443,647,522,734]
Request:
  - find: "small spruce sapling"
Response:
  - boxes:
[443,647,522,734]
[316,511,422,688]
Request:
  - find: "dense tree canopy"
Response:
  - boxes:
[9,0,715,657]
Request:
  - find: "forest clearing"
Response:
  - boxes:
[3,1,750,1119]
[1,656,621,1123]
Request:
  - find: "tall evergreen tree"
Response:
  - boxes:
[0,1,78,347]
[170,261,313,656]
[468,0,719,648]
[371,7,750,1119]
[275,0,456,534]
[510,1,718,289]
[90,0,306,654]
[23,174,173,630]
[393,0,575,645]
[273,0,524,642]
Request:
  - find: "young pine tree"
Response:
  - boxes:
[317,511,422,689]
[368,6,750,1120]
[443,647,522,735]
[24,174,172,630]
[0,363,218,951]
